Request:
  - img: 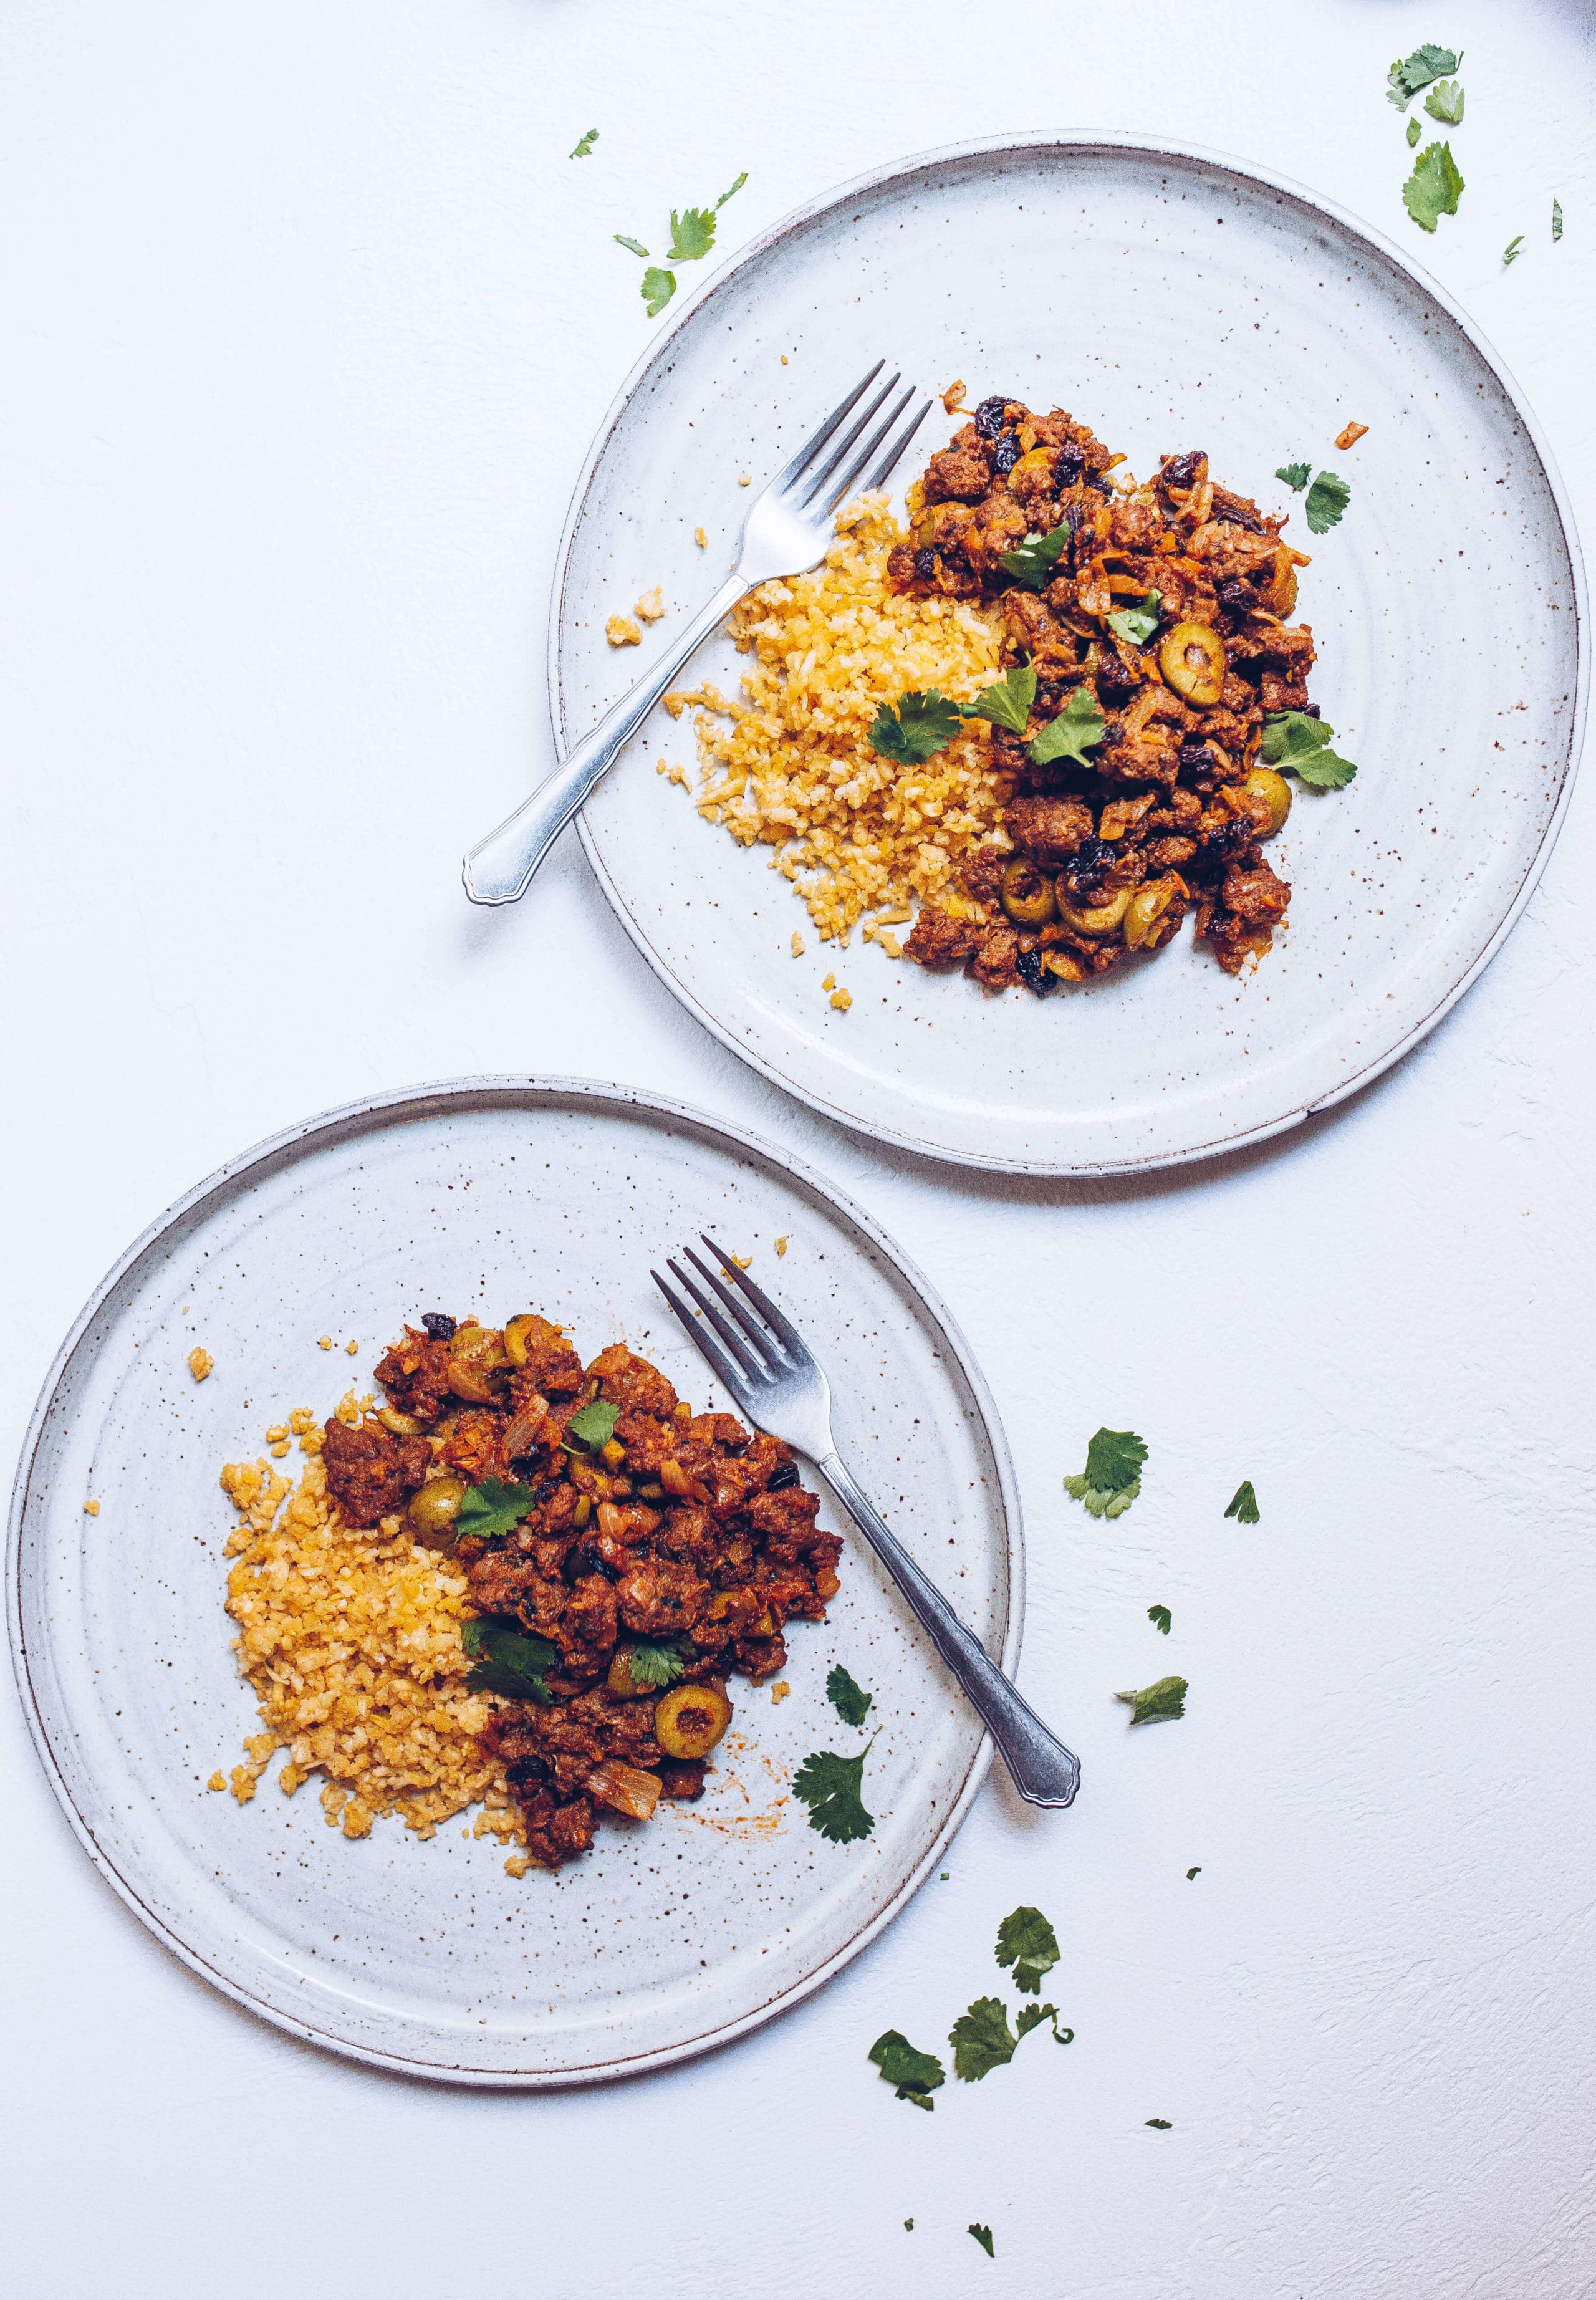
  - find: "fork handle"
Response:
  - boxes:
[461,572,749,907]
[815,1449,1080,1809]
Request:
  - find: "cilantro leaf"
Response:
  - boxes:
[1423,78,1464,125]
[827,1663,873,1727]
[461,1617,557,1702]
[1387,44,1461,107]
[1148,1603,1172,1635]
[1062,1426,1147,1518]
[667,207,717,263]
[1304,469,1351,533]
[716,172,748,208]
[792,1746,874,1842]
[1115,1675,1188,1725]
[1187,1866,1202,1880]
[1028,687,1107,769]
[961,662,1036,734]
[454,1475,538,1542]
[951,1996,1017,2079]
[625,1637,689,1688]
[1147,2117,1173,2130]
[1275,461,1310,491]
[1554,200,1564,242]
[1503,234,1524,267]
[641,268,676,318]
[968,2225,995,2258]
[1107,589,1162,647]
[995,1905,1059,1996]
[1407,118,1421,148]
[868,688,964,765]
[1403,141,1464,234]
[570,128,599,159]
[1261,710,1358,789]
[868,2029,945,2109]
[998,524,1070,590]
[1224,1480,1261,1524]
[1016,2001,1071,2043]
[613,234,649,257]
[565,1398,620,1452]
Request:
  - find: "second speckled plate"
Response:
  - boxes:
[553,135,1585,1173]
[8,1079,1018,2084]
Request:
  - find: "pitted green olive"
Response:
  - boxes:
[999,859,1057,927]
[1160,621,1226,708]
[1054,883,1133,936]
[406,1476,466,1547]
[1241,766,1292,837]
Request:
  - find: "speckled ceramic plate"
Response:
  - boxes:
[554,135,1585,1174]
[7,1079,1019,2084]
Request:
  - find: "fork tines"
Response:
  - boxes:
[775,363,933,518]
[651,1234,803,1398]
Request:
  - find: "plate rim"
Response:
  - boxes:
[553,130,1589,1177]
[6,1074,1024,2086]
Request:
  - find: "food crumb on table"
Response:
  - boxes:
[187,1345,213,1382]
[83,1499,99,1516]
[504,1854,532,1879]
[207,1771,226,1792]
[605,614,642,647]
[830,987,852,1011]
[345,1339,359,1355]
[694,526,706,547]
[738,473,751,487]
[317,1335,333,1350]
[791,931,805,956]
[635,587,665,622]
[1335,420,1370,450]
[771,1681,791,1703]
[775,1234,789,1257]
[822,972,835,990]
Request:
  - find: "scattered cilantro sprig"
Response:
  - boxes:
[1225,1480,1261,1524]
[1148,1604,1173,1635]
[454,1476,537,1542]
[868,2029,945,2109]
[1115,1675,1188,1725]
[615,172,746,317]
[1503,235,1524,267]
[1261,710,1357,790]
[1553,200,1564,242]
[1063,1427,1147,1518]
[969,2225,995,2258]
[949,1994,1069,2080]
[1403,142,1464,234]
[461,1617,558,1702]
[1275,461,1310,492]
[1387,45,1461,108]
[1304,469,1352,534]
[827,1663,873,1727]
[792,1745,874,1842]
[995,1905,1059,1996]
[570,128,599,160]
[1424,78,1464,125]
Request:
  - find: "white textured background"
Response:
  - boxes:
[3,3,1594,2295]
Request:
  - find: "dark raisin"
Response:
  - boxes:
[1163,450,1205,489]
[1097,658,1137,705]
[1217,578,1254,610]
[579,1539,618,1582]
[1299,703,1321,719]
[1090,473,1115,496]
[993,434,1021,476]
[1016,947,1049,996]
[532,1473,565,1505]
[507,1754,551,1796]
[1178,738,1214,772]
[1055,444,1084,486]
[421,1312,456,1342]
[766,1461,800,1493]
[1065,836,1114,898]
[974,395,1011,440]
[913,546,936,579]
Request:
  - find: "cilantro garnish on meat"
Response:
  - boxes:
[461,1619,557,1703]
[868,2029,945,2109]
[792,1746,875,1841]
[625,1636,690,1688]
[994,1904,1060,1996]
[1261,710,1357,789]
[1107,589,1163,646]
[1028,686,1106,769]
[827,1663,873,1726]
[1224,1480,1261,1523]
[564,1398,621,1451]
[961,662,1036,733]
[1063,1427,1147,1518]
[1386,44,1461,107]
[998,524,1071,590]
[868,688,964,764]
[455,1475,538,1542]
[1115,1675,1188,1725]
[1404,142,1465,233]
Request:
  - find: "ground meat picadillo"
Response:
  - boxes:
[321,1314,842,1870]
[888,399,1310,986]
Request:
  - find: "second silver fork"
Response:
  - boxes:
[655,1238,1081,1810]
[462,362,931,908]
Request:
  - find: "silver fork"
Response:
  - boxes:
[653,1237,1081,1810]
[461,363,932,907]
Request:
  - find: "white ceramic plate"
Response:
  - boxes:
[7,1080,1018,2084]
[554,135,1586,1174]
